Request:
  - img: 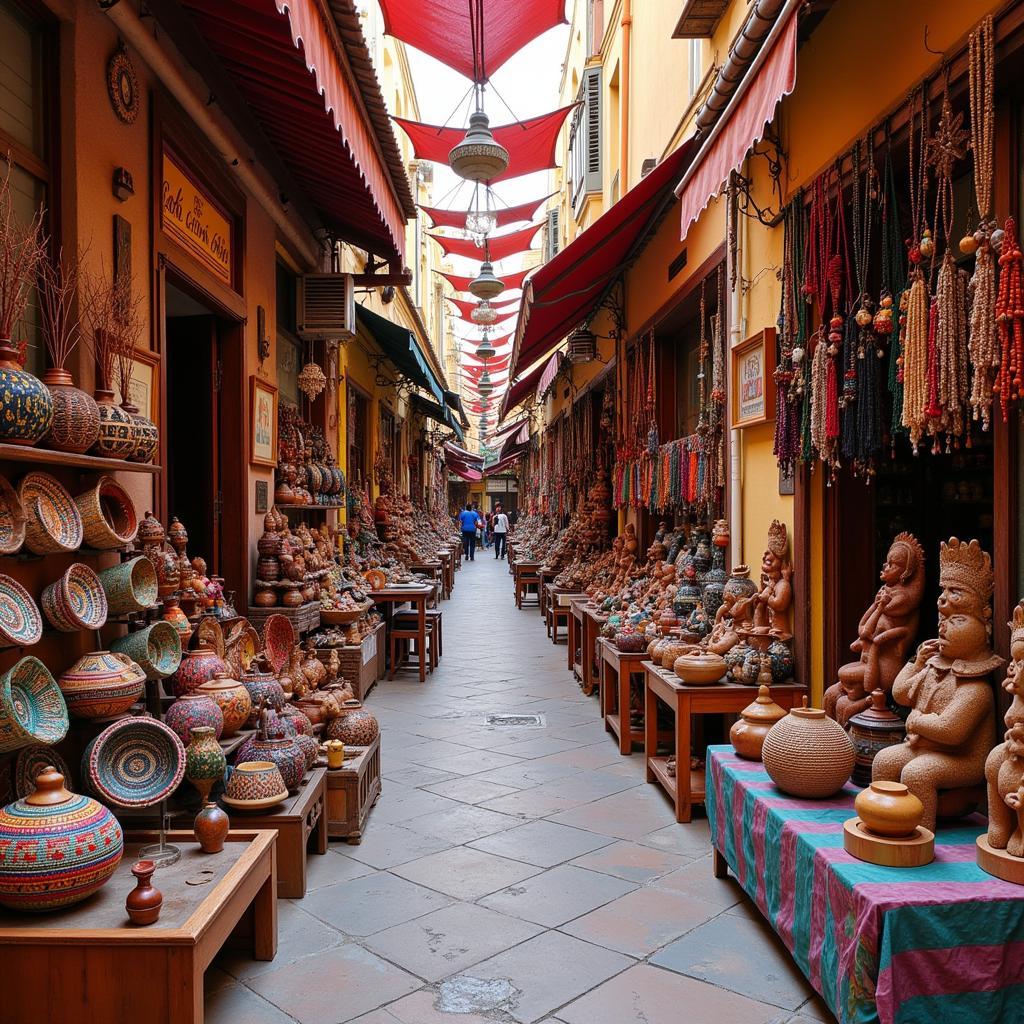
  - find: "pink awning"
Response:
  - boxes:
[676,9,798,236]
[393,107,575,185]
[453,308,518,328]
[490,417,530,443]
[379,0,566,81]
[430,223,542,263]
[420,195,554,230]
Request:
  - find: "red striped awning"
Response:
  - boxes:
[420,195,554,230]
[181,0,413,263]
[378,0,566,82]
[393,107,575,185]
[430,223,542,263]
[676,9,798,236]
[500,350,560,418]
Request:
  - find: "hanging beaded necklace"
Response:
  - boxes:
[995,217,1024,419]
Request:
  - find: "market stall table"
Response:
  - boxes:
[707,746,1024,1024]
[599,637,650,754]
[409,560,445,599]
[569,598,587,676]
[579,605,607,696]
[326,735,382,841]
[0,829,277,1024]
[371,584,433,682]
[642,661,806,823]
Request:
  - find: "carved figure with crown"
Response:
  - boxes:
[751,520,793,635]
[873,538,1002,833]
[824,533,925,726]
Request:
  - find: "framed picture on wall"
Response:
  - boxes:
[731,327,776,429]
[250,376,278,467]
[112,347,159,426]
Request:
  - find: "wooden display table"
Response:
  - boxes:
[642,661,806,823]
[599,638,651,754]
[513,560,542,609]
[0,830,276,1024]
[578,605,607,696]
[569,598,587,676]
[224,769,326,898]
[325,734,382,842]
[409,560,444,599]
[438,550,454,597]
[317,621,384,700]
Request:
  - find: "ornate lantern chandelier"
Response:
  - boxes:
[297,360,327,401]
[469,260,504,300]
[475,334,496,360]
[471,301,498,325]
[466,209,497,238]
[478,369,494,396]
[448,110,509,182]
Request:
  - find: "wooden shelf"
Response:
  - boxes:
[648,756,705,807]
[0,443,160,474]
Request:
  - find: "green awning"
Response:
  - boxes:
[356,304,444,404]
[444,389,470,429]
[410,394,465,443]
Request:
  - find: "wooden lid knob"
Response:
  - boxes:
[25,767,73,806]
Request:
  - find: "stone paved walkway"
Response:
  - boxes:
[206,553,834,1024]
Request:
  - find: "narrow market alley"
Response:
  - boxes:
[205,555,830,1024]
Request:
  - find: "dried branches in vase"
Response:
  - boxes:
[38,246,100,453]
[0,163,54,446]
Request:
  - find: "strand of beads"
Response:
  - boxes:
[995,217,1024,420]
[901,270,930,451]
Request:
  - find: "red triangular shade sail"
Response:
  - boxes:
[430,223,542,263]
[420,195,555,231]
[378,0,566,82]
[437,268,532,293]
[446,297,518,320]
[393,106,576,184]
[463,354,512,371]
[459,332,513,350]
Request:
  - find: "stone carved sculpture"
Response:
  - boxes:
[873,538,1003,833]
[752,520,793,635]
[824,533,925,726]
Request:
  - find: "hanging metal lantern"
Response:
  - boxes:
[466,209,497,238]
[469,261,504,300]
[475,335,496,360]
[471,301,498,325]
[297,360,327,401]
[567,326,597,364]
[478,370,494,396]
[448,110,509,183]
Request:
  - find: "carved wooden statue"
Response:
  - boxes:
[873,538,1002,833]
[825,533,925,726]
[752,519,793,635]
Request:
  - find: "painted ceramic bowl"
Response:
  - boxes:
[19,472,83,555]
[223,760,288,811]
[197,617,225,659]
[98,556,158,615]
[262,614,295,673]
[0,473,26,554]
[0,573,43,648]
[172,643,228,698]
[82,716,185,808]
[234,735,305,791]
[41,562,108,632]
[196,671,252,738]
[58,651,146,720]
[13,744,72,799]
[0,766,122,912]
[74,476,139,549]
[110,621,182,681]
[0,657,69,754]
[165,694,224,743]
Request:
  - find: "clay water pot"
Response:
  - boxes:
[762,698,856,798]
[194,800,229,853]
[659,640,690,670]
[854,780,924,839]
[125,859,162,925]
[42,369,99,454]
[323,701,379,746]
[729,685,787,761]
[197,671,252,738]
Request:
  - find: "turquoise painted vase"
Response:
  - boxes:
[0,341,53,446]
[0,766,123,911]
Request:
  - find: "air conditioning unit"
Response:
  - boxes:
[296,273,355,341]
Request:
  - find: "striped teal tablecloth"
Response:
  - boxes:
[706,745,1024,1024]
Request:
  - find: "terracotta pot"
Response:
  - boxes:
[659,640,690,669]
[161,596,192,641]
[166,694,224,743]
[42,369,100,453]
[125,859,162,925]
[253,587,277,607]
[197,671,252,738]
[854,780,924,838]
[173,643,227,698]
[282,587,304,608]
[673,652,726,685]
[184,726,227,802]
[762,698,856,798]
[57,650,146,720]
[194,800,229,853]
[730,685,787,761]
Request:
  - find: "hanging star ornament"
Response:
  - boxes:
[925,97,970,179]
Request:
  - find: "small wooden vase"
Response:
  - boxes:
[730,685,786,761]
[125,859,162,925]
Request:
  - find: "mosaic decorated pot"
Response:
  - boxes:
[92,389,135,459]
[172,643,227,698]
[98,556,158,615]
[196,671,251,738]
[161,596,191,642]
[234,735,305,791]
[0,657,69,753]
[19,471,83,554]
[293,731,319,770]
[184,726,227,802]
[110,621,182,681]
[323,701,379,747]
[57,651,146,720]
[239,669,286,726]
[41,562,107,632]
[82,715,185,808]
[124,405,158,464]
[74,476,139,549]
[614,631,647,654]
[42,370,100,455]
[194,800,229,853]
[0,766,123,911]
[223,761,287,810]
[0,341,53,446]
[166,694,224,744]
[0,573,43,648]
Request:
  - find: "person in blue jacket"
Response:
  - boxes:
[457,502,479,561]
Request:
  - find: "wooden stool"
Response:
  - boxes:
[389,618,437,679]
[394,609,443,661]
[516,571,540,608]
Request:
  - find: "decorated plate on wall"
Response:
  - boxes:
[13,744,72,799]
[263,614,295,674]
[0,574,43,648]
[83,716,185,808]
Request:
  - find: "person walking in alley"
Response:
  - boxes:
[493,505,509,559]
[457,502,478,561]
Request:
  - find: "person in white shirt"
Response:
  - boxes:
[492,505,510,559]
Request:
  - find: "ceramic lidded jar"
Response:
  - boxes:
[660,639,691,670]
[196,670,252,738]
[184,726,227,802]
[729,685,787,761]
[847,689,907,787]
[854,780,924,838]
[0,766,123,911]
[762,697,856,798]
[166,693,224,744]
[173,643,227,698]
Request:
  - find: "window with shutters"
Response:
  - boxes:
[568,67,601,215]
[544,207,560,262]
